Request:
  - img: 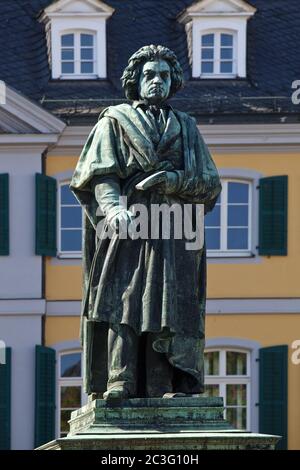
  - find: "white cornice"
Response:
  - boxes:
[0,134,61,145]
[49,124,300,156]
[0,85,65,135]
[178,0,256,23]
[40,0,114,22]
[57,125,93,146]
[0,299,46,315]
[46,12,113,18]
[199,123,300,146]
[207,298,300,314]
[43,298,300,316]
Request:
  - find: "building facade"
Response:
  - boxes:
[0,0,300,449]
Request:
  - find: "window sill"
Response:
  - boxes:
[57,74,99,80]
[207,251,254,258]
[198,73,238,79]
[57,253,82,259]
[57,252,254,260]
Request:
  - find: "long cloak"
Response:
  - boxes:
[70,102,221,394]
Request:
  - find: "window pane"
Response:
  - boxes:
[226,384,247,406]
[61,353,81,377]
[226,407,246,430]
[227,228,248,249]
[221,34,233,47]
[202,34,214,47]
[61,410,72,434]
[204,351,219,375]
[221,48,233,60]
[61,230,82,252]
[61,34,74,47]
[81,48,93,60]
[205,228,220,249]
[62,62,74,74]
[61,207,82,229]
[203,384,219,397]
[61,386,81,408]
[228,182,249,203]
[81,62,94,74]
[226,352,247,375]
[201,61,214,74]
[228,205,248,227]
[220,62,233,74]
[61,49,74,61]
[202,48,214,60]
[81,34,94,46]
[61,185,78,205]
[205,205,220,227]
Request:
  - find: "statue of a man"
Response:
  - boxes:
[70,45,221,401]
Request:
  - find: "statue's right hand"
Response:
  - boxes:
[107,208,135,233]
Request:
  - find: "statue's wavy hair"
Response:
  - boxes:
[121,45,183,101]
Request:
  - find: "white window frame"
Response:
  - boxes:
[60,30,97,78]
[205,348,251,431]
[200,30,237,78]
[58,181,83,258]
[206,178,252,257]
[177,0,257,79]
[57,350,87,438]
[39,0,115,80]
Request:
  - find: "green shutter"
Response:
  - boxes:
[259,176,288,255]
[35,345,56,448]
[35,173,57,257]
[0,347,11,450]
[259,345,288,450]
[0,174,9,256]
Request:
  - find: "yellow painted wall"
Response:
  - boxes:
[45,148,300,449]
[45,314,300,450]
[45,316,80,346]
[46,151,300,300]
[46,157,82,299]
[209,152,300,298]
[47,264,82,300]
[206,314,300,450]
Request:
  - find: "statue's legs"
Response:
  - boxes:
[106,324,173,398]
[145,331,173,397]
[106,323,138,397]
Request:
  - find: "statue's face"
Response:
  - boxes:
[138,60,171,104]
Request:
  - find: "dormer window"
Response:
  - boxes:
[201,31,236,77]
[178,0,256,79]
[39,0,114,80]
[61,31,96,77]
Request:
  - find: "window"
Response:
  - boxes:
[39,0,114,80]
[59,182,82,256]
[177,0,257,79]
[205,180,251,256]
[61,31,96,77]
[58,351,85,437]
[201,31,236,76]
[204,349,251,430]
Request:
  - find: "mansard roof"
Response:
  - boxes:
[0,0,299,124]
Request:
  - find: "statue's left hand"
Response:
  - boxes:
[156,171,182,195]
[136,171,182,195]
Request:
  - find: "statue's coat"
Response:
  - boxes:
[70,102,221,394]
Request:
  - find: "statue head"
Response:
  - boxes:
[121,45,183,104]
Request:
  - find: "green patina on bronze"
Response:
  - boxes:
[70,45,222,398]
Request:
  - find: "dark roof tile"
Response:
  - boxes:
[0,0,299,123]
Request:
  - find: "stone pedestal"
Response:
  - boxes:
[37,397,280,450]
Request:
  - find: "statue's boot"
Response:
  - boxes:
[103,384,130,404]
[162,392,186,398]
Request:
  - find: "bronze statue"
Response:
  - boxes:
[70,45,221,401]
